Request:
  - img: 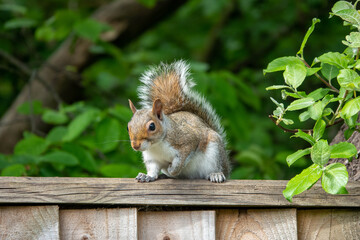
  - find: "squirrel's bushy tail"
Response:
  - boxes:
[138,60,226,141]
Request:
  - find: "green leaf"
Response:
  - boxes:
[264,57,304,74]
[344,128,355,140]
[62,102,85,113]
[270,97,284,110]
[4,18,37,29]
[281,90,303,99]
[17,100,44,115]
[62,109,99,142]
[332,9,360,28]
[40,151,79,166]
[343,32,360,48]
[318,52,349,69]
[282,118,294,125]
[42,109,69,125]
[292,130,316,145]
[331,1,353,14]
[95,118,121,153]
[337,69,360,90]
[100,164,140,178]
[330,142,357,159]
[266,85,290,91]
[0,4,27,14]
[344,112,358,128]
[14,135,49,156]
[1,164,26,176]
[320,63,339,81]
[311,140,331,166]
[306,67,321,76]
[287,98,315,111]
[63,143,97,172]
[341,96,360,119]
[35,10,81,42]
[307,88,330,101]
[322,163,348,194]
[11,155,38,165]
[283,64,307,89]
[286,148,311,167]
[283,164,322,202]
[74,18,111,42]
[313,119,326,141]
[297,18,320,57]
[308,101,323,120]
[46,126,67,144]
[299,111,310,122]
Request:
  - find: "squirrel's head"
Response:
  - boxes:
[127,99,165,151]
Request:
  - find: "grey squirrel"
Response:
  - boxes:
[127,60,230,183]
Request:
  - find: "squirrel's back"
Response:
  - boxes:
[138,60,226,141]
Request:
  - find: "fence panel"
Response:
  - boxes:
[59,208,137,240]
[0,206,59,240]
[216,209,297,240]
[138,211,215,240]
[297,209,360,240]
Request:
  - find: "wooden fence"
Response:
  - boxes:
[0,177,359,239]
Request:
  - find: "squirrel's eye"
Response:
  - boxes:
[149,122,156,131]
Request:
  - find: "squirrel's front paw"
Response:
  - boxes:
[207,172,226,183]
[135,172,156,183]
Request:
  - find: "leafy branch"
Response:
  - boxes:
[264,1,360,201]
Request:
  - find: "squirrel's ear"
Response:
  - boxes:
[128,99,137,114]
[152,99,163,120]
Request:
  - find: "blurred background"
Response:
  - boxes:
[0,0,347,179]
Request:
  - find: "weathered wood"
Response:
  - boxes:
[0,205,59,240]
[297,209,360,240]
[60,208,137,240]
[138,211,215,240]
[0,177,359,207]
[216,209,297,240]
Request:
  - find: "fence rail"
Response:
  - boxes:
[0,177,359,239]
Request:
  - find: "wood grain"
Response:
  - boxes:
[297,209,360,240]
[0,205,59,240]
[216,209,297,240]
[60,208,137,240]
[138,210,215,240]
[0,177,359,207]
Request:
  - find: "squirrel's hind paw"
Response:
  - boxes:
[207,172,226,183]
[135,172,157,182]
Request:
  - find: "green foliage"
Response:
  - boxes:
[0,0,353,181]
[265,1,359,201]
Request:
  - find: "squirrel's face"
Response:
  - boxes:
[127,99,165,151]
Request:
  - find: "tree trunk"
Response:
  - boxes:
[329,115,360,181]
[0,0,186,154]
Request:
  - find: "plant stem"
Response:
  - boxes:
[330,90,348,124]
[269,115,343,133]
[298,57,339,93]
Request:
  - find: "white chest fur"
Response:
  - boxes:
[142,141,178,168]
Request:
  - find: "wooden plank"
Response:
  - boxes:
[138,210,215,240]
[216,209,297,240]
[298,209,360,240]
[0,177,359,207]
[297,209,331,239]
[60,208,137,240]
[0,205,59,240]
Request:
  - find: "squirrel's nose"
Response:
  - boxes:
[132,143,140,150]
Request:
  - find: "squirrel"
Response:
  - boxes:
[127,60,230,183]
